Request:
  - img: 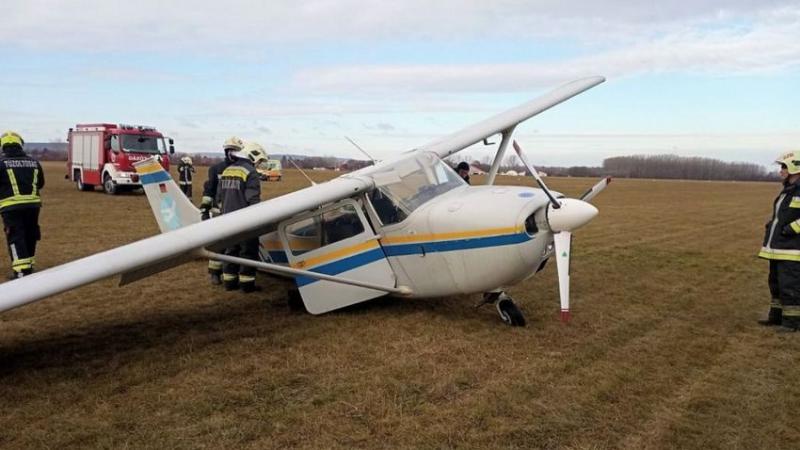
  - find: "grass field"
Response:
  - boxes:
[1,161,798,449]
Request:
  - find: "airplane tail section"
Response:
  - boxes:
[134,158,200,232]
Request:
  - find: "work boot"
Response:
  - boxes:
[777,316,800,333]
[223,279,239,291]
[758,307,783,326]
[209,272,222,286]
[240,282,261,293]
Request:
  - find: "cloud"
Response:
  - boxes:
[1,1,795,51]
[293,6,800,93]
[364,122,396,132]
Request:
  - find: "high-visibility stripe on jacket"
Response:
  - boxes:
[760,180,800,260]
[0,152,44,213]
[219,158,260,215]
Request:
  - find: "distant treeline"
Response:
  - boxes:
[601,154,775,181]
[26,145,776,181]
[462,153,776,182]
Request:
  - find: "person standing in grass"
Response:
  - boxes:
[758,152,800,332]
[0,131,44,279]
[177,156,195,199]
[200,136,242,285]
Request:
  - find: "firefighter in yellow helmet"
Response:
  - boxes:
[177,155,195,198]
[219,141,267,293]
[0,131,45,278]
[759,151,800,332]
[201,136,243,285]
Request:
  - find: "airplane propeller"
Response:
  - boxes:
[512,141,609,322]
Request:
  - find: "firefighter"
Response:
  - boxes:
[0,131,44,279]
[219,141,267,293]
[759,151,800,332]
[200,136,243,285]
[177,156,195,198]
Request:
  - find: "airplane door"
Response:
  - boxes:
[278,200,396,314]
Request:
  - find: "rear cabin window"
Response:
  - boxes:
[285,204,365,256]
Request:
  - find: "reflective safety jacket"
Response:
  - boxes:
[0,148,44,213]
[201,159,232,208]
[760,180,800,261]
[177,162,194,185]
[219,158,260,215]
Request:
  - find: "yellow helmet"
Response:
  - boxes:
[223,136,243,151]
[776,151,800,175]
[0,131,24,148]
[233,141,268,165]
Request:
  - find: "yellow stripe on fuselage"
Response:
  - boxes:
[135,162,163,174]
[290,240,379,269]
[380,225,524,245]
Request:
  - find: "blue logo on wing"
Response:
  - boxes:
[160,196,181,230]
[518,192,535,198]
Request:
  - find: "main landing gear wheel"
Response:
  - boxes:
[478,292,526,327]
[287,288,305,312]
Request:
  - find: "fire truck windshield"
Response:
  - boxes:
[121,134,165,154]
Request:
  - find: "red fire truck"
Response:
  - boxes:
[66,123,174,194]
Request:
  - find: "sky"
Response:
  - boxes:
[1,0,799,167]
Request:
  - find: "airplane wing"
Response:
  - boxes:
[419,76,605,159]
[0,175,374,313]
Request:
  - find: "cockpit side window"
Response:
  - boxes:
[369,189,408,225]
[368,152,464,226]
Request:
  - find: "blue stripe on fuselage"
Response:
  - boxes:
[382,232,532,257]
[296,247,387,287]
[295,232,532,287]
[140,170,172,185]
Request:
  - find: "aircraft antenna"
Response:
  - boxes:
[344,136,376,165]
[288,158,317,186]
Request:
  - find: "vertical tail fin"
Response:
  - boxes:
[134,158,200,232]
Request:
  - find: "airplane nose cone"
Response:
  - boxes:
[547,198,598,232]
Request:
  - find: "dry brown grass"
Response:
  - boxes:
[1,161,798,449]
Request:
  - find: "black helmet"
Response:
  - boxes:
[456,162,470,172]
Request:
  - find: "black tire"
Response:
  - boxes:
[497,298,526,327]
[103,174,117,195]
[75,173,93,191]
[287,288,306,312]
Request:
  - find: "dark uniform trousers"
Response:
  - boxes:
[768,260,800,327]
[223,237,259,287]
[2,208,40,276]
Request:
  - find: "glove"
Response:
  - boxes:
[782,224,795,237]
[200,207,210,221]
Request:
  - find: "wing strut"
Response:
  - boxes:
[203,251,412,296]
[485,127,516,185]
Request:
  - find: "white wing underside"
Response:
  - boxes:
[0,176,373,312]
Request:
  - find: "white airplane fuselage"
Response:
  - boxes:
[258,159,556,300]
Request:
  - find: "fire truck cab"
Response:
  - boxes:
[67,123,174,194]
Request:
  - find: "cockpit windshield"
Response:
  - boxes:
[121,134,165,154]
[369,152,465,225]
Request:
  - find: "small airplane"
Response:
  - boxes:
[0,76,609,326]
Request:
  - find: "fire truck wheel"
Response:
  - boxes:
[75,173,93,191]
[103,174,118,195]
